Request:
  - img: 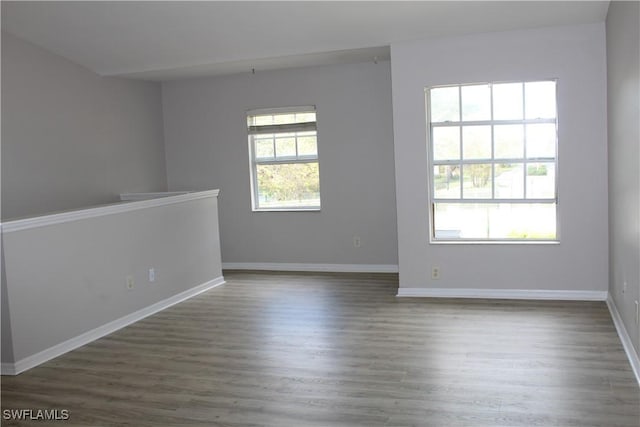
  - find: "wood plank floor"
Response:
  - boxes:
[1,271,639,426]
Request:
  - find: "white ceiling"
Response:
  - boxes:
[1,1,610,81]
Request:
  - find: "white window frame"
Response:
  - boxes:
[426,80,559,243]
[247,106,321,211]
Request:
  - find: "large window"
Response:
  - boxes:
[247,107,320,211]
[426,81,558,241]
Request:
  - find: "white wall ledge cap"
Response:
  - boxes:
[1,190,220,233]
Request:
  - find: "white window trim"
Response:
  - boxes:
[247,106,321,212]
[426,80,560,243]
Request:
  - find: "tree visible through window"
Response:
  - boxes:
[247,107,320,210]
[426,81,558,241]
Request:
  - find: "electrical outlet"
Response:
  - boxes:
[126,275,135,290]
[635,300,639,325]
[623,281,627,294]
[149,268,156,283]
[432,267,440,280]
[353,236,361,248]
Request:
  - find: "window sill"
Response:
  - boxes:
[429,239,560,245]
[253,207,321,212]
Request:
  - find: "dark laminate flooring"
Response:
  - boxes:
[1,271,638,426]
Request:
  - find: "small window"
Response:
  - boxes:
[426,81,558,241]
[247,107,320,211]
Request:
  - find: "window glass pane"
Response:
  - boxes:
[525,81,556,119]
[494,163,524,199]
[433,165,461,199]
[434,203,556,240]
[435,203,492,239]
[432,127,460,161]
[430,87,459,122]
[297,132,317,157]
[254,136,275,159]
[275,134,296,158]
[494,125,524,159]
[461,84,491,121]
[256,162,320,209]
[252,115,274,126]
[273,113,296,125]
[463,164,492,199]
[499,203,557,239]
[462,125,491,159]
[526,162,555,199]
[295,112,316,123]
[433,203,469,239]
[526,124,556,159]
[492,83,523,120]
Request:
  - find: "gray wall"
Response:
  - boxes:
[1,32,168,220]
[1,248,14,364]
[162,61,398,267]
[607,1,640,354]
[391,23,609,292]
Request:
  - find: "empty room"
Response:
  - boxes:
[1,1,639,426]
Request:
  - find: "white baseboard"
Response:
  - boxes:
[222,262,399,273]
[396,287,608,301]
[607,296,640,387]
[1,276,225,376]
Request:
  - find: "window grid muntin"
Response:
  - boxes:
[427,80,558,241]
